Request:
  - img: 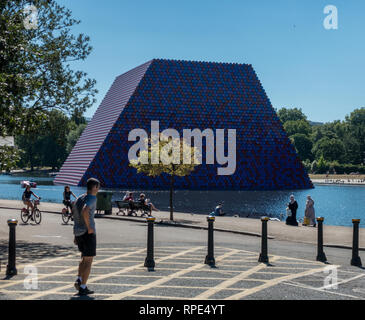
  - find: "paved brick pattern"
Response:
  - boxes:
[0,246,364,300]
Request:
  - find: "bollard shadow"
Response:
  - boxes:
[2,275,16,280]
[0,240,75,265]
[147,267,155,272]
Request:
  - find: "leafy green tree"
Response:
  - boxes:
[311,160,318,174]
[0,0,97,169]
[130,136,200,221]
[0,146,21,172]
[16,109,72,170]
[277,107,307,124]
[290,133,313,161]
[345,108,365,164]
[15,134,42,170]
[312,137,345,162]
[316,155,329,174]
[284,119,312,137]
[67,123,86,153]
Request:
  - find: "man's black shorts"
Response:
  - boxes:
[75,232,96,257]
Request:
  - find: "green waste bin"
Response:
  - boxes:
[96,191,113,215]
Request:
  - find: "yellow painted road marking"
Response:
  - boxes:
[105,248,240,300]
[193,256,279,299]
[129,294,194,300]
[0,248,146,291]
[15,253,78,270]
[225,265,339,300]
[285,281,363,300]
[21,246,204,300]
[318,273,365,290]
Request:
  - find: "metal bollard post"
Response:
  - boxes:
[316,217,327,262]
[351,219,362,267]
[205,216,216,266]
[144,216,156,270]
[258,217,269,263]
[6,219,18,276]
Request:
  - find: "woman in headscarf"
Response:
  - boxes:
[286,195,299,226]
[305,195,316,227]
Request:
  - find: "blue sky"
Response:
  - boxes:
[58,0,365,122]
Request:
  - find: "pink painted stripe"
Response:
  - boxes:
[54,60,152,186]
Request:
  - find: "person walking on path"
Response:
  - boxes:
[72,178,100,296]
[304,195,316,227]
[286,195,299,226]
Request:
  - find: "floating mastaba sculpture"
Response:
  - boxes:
[55,59,313,190]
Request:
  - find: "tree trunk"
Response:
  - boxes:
[170,174,174,221]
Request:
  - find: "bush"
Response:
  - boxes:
[305,160,365,174]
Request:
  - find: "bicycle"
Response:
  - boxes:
[61,201,74,224]
[21,199,42,224]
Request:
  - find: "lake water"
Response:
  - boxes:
[0,175,364,228]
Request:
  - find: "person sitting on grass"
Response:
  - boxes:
[22,184,40,219]
[63,185,77,212]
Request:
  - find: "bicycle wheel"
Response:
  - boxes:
[20,209,29,224]
[34,209,42,224]
[62,211,69,224]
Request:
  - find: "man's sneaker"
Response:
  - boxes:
[79,286,94,296]
[74,278,81,291]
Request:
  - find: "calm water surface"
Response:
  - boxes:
[0,175,364,228]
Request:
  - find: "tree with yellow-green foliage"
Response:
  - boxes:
[129,136,200,221]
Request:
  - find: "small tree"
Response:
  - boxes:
[129,136,200,221]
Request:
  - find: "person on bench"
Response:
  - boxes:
[138,193,158,215]
[123,191,136,216]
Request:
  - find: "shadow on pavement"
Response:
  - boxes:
[70,295,95,300]
[0,240,75,265]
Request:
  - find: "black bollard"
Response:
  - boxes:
[316,217,327,263]
[144,216,155,269]
[6,219,18,276]
[351,219,362,267]
[205,216,216,266]
[258,217,269,263]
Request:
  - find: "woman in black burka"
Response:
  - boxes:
[286,195,299,226]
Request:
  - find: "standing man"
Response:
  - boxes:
[72,178,100,296]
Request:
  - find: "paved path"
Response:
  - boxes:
[1,244,365,300]
[0,207,364,300]
[1,199,364,248]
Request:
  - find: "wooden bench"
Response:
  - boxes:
[115,200,151,217]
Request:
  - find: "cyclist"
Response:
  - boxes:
[22,184,40,220]
[63,185,77,212]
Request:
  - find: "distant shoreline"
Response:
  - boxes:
[310,174,365,186]
[312,180,365,186]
